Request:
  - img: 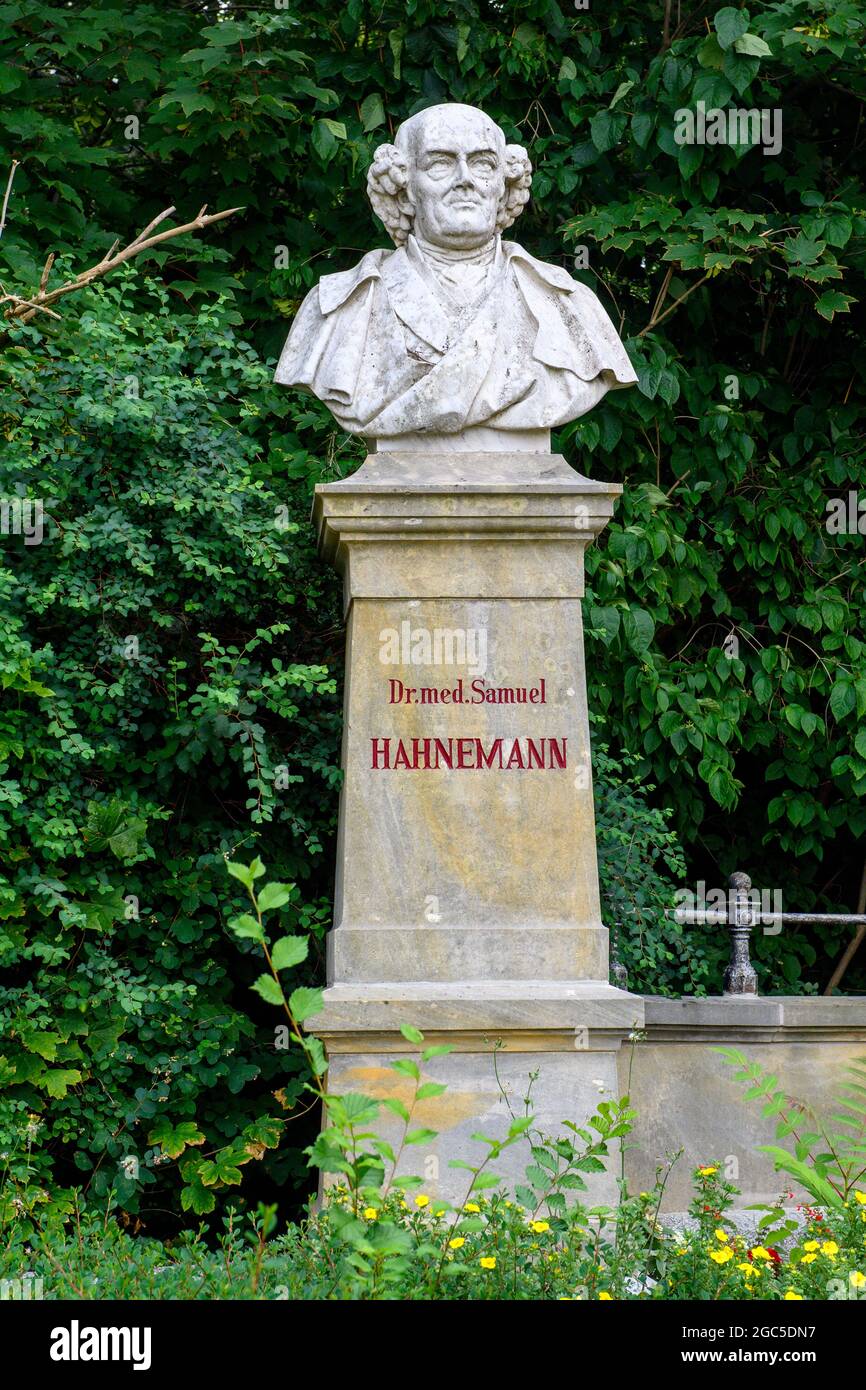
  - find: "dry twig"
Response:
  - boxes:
[0,202,242,340]
[0,159,20,239]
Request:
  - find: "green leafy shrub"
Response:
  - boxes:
[5,1140,866,1300]
[0,278,347,1231]
[593,732,694,994]
[717,1048,866,1207]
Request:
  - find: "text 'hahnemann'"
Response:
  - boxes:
[370,736,568,771]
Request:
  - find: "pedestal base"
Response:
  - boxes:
[311,453,630,1198]
[316,982,644,1204]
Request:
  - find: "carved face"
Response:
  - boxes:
[404,106,505,251]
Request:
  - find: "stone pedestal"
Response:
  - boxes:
[310,452,643,1203]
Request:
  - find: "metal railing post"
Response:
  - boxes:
[723,870,758,996]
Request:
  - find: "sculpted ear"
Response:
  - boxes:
[366,143,414,246]
[498,144,533,233]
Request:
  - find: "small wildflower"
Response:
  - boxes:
[415,1195,430,1209]
[854,1191,866,1205]
[598,1291,613,1300]
[448,1237,465,1250]
[784,1291,803,1300]
[362,1207,378,1221]
[698,1166,718,1176]
[714,1229,729,1242]
[821,1241,839,1258]
[750,1247,773,1262]
[850,1271,866,1288]
[530,1220,550,1234]
[709,1247,734,1265]
[464,1202,481,1213]
[479,1256,496,1270]
[801,1253,818,1264]
[803,1240,820,1252]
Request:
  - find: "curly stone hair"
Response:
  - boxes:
[366,139,532,247]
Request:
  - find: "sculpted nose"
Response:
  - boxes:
[453,155,475,186]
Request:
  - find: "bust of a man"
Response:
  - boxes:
[275,102,636,452]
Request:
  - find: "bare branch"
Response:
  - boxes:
[126,206,176,251]
[2,293,62,321]
[0,203,243,338]
[0,160,20,239]
[637,272,713,338]
[38,252,55,296]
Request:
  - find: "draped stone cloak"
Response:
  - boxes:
[274,235,637,438]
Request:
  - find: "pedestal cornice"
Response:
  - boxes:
[313,453,622,608]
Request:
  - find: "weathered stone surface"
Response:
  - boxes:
[315,981,645,1044]
[623,996,866,1207]
[325,1041,630,1205]
[313,454,618,987]
[302,448,642,1197]
[275,103,636,449]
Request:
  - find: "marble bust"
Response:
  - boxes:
[275,102,637,452]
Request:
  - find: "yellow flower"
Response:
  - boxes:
[751,1247,773,1262]
[803,1240,820,1252]
[821,1241,839,1258]
[784,1291,803,1300]
[448,1237,465,1250]
[698,1166,718,1176]
[464,1202,481,1213]
[479,1256,496,1270]
[598,1291,613,1300]
[737,1262,760,1277]
[850,1271,866,1288]
[715,1229,729,1242]
[362,1207,378,1221]
[530,1220,551,1233]
[676,1247,688,1256]
[415,1195,430,1208]
[801,1253,818,1264]
[853,1190,866,1205]
[709,1247,734,1264]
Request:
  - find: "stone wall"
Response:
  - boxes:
[623,997,866,1209]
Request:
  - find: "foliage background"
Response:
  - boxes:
[0,0,864,1228]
